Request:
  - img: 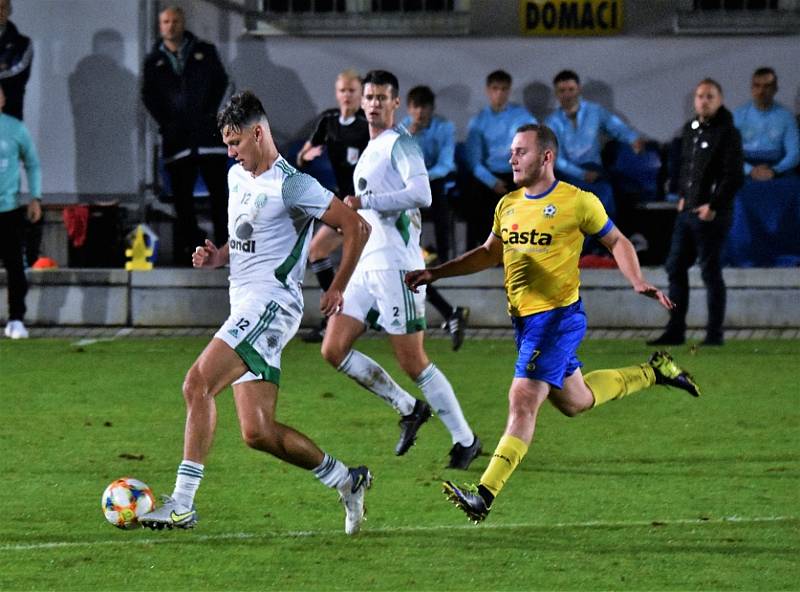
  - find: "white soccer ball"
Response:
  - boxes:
[101,477,156,529]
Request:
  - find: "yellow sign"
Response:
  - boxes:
[520,0,623,35]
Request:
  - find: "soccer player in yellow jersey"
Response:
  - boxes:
[405,123,701,523]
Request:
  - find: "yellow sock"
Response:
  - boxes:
[585,364,656,408]
[480,434,529,498]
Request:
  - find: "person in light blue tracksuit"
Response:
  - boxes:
[464,70,536,249]
[0,85,41,339]
[546,69,644,223]
[733,67,799,182]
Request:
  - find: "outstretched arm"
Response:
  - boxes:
[599,227,673,310]
[406,233,503,292]
[318,198,371,316]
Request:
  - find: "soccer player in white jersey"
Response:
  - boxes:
[139,91,373,535]
[320,70,482,469]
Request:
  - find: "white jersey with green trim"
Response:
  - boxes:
[226,156,333,309]
[353,125,429,271]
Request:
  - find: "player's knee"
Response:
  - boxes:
[553,401,582,418]
[240,422,275,451]
[321,341,346,368]
[182,367,207,405]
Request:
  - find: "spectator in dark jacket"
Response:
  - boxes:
[649,78,744,347]
[0,0,32,121]
[142,5,229,264]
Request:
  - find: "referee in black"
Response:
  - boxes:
[297,69,369,342]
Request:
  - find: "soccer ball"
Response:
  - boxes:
[101,477,156,529]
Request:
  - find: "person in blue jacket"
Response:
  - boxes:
[733,67,799,181]
[402,85,469,351]
[464,70,536,249]
[546,70,644,222]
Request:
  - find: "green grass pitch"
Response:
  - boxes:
[0,337,798,591]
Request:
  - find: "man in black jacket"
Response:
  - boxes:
[142,6,229,264]
[0,0,32,121]
[650,79,744,347]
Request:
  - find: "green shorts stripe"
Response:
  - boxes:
[245,301,280,345]
[234,340,282,385]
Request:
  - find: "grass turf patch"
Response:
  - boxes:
[0,337,797,590]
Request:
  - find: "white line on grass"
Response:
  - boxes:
[1,515,795,553]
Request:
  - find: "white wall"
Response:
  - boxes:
[11,0,800,195]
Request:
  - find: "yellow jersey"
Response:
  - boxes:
[491,180,612,317]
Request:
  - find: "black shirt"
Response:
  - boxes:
[678,105,744,214]
[307,108,369,197]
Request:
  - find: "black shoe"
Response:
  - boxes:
[701,335,724,346]
[446,306,470,352]
[447,435,482,469]
[395,400,432,456]
[302,325,325,343]
[442,481,490,524]
[649,350,701,397]
[646,331,685,346]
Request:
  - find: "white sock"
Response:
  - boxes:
[338,350,416,416]
[416,363,473,445]
[172,460,204,508]
[312,453,350,490]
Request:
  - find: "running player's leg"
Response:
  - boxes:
[139,338,248,530]
[322,273,420,422]
[304,224,345,342]
[309,223,343,292]
[380,268,478,463]
[389,331,478,460]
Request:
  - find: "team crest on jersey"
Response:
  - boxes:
[357,177,367,191]
[255,193,268,208]
[231,184,239,194]
[543,204,557,218]
[228,328,239,338]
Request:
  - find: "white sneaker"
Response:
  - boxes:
[338,466,373,535]
[4,320,29,339]
[139,495,198,530]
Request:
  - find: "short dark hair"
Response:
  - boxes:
[407,85,435,107]
[516,123,559,156]
[486,70,512,87]
[753,67,777,84]
[363,70,399,98]
[553,70,580,86]
[217,90,267,132]
[697,78,723,95]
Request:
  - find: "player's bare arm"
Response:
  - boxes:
[600,227,674,310]
[406,233,504,293]
[192,240,230,269]
[318,198,371,316]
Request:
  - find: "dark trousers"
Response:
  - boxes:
[0,208,28,321]
[422,178,454,260]
[166,154,229,262]
[465,173,514,250]
[664,210,731,340]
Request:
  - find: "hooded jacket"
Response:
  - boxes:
[678,105,744,214]
[142,31,228,160]
[0,20,33,120]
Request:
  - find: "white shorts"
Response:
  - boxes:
[341,269,427,335]
[214,296,301,385]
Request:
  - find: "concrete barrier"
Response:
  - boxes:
[2,267,798,328]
